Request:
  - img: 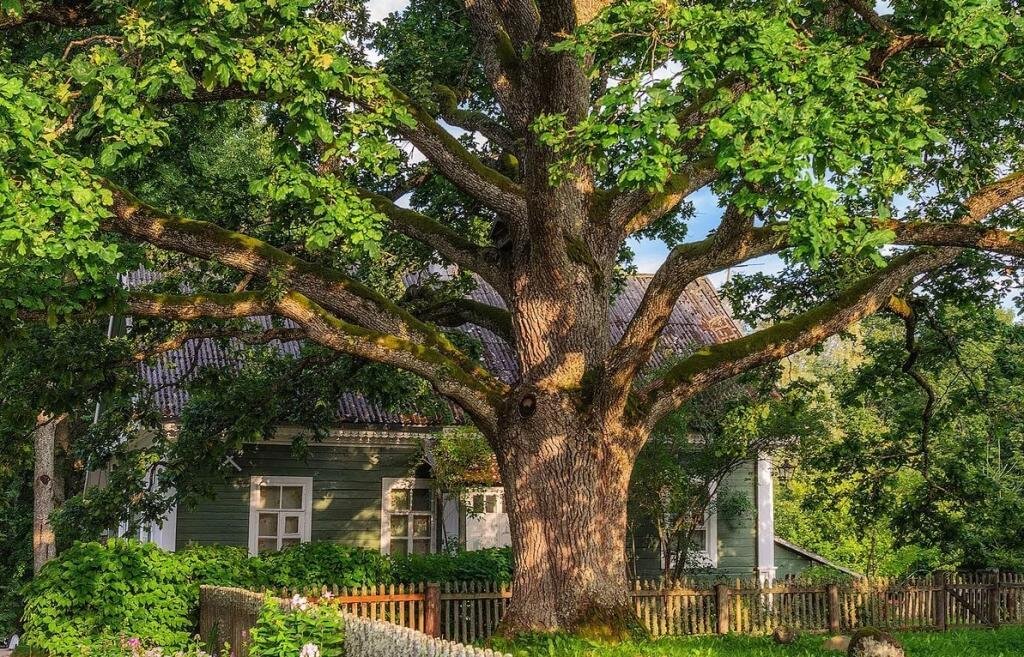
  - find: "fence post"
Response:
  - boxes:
[935,571,948,631]
[425,582,441,637]
[989,571,1001,630]
[715,584,730,634]
[827,583,840,633]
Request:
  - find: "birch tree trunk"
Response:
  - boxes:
[32,412,64,574]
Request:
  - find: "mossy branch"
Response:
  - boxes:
[118,289,506,430]
[414,297,513,343]
[373,85,525,219]
[608,159,719,237]
[100,183,501,391]
[638,248,959,427]
[433,84,519,153]
[357,188,512,299]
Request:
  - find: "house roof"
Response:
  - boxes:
[129,270,743,426]
[774,537,864,577]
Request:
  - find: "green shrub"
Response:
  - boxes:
[20,539,509,655]
[259,543,392,590]
[248,599,344,657]
[789,565,856,586]
[391,547,512,583]
[22,539,193,656]
[177,545,268,589]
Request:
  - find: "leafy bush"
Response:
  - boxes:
[176,545,267,589]
[22,540,193,656]
[259,543,392,590]
[391,547,512,584]
[20,540,510,655]
[790,565,856,586]
[248,599,344,657]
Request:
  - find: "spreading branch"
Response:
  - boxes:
[100,184,499,387]
[603,171,1024,424]
[131,327,307,362]
[122,290,506,431]
[381,86,526,218]
[599,218,783,419]
[893,222,1024,258]
[414,297,513,343]
[356,188,511,298]
[608,160,719,237]
[433,84,519,153]
[639,247,959,428]
[461,0,524,124]
[839,0,944,73]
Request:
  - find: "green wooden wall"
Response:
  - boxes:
[774,542,824,580]
[176,440,768,580]
[714,461,759,577]
[175,441,420,550]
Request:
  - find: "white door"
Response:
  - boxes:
[465,487,511,551]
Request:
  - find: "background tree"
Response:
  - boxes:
[774,303,1024,576]
[2,0,1023,636]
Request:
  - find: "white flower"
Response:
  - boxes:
[290,594,310,610]
[299,643,320,657]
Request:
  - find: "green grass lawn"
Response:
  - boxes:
[489,627,1024,657]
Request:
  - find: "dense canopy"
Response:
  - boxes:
[2,0,1023,636]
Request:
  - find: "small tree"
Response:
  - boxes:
[630,376,816,578]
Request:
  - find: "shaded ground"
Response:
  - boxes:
[489,627,1024,657]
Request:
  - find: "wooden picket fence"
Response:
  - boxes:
[200,572,1024,653]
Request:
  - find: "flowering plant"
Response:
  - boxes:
[248,599,343,657]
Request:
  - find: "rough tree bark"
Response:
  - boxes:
[494,395,645,637]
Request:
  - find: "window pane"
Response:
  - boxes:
[390,489,410,511]
[690,530,706,550]
[258,513,279,536]
[412,488,431,512]
[284,516,300,535]
[390,539,409,556]
[412,539,431,555]
[485,495,498,514]
[281,537,301,549]
[413,515,431,538]
[258,486,280,510]
[472,494,484,514]
[257,538,278,553]
[391,514,409,537]
[281,486,303,510]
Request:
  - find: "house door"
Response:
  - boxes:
[465,487,511,551]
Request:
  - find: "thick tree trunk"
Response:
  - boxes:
[496,402,645,639]
[33,412,64,574]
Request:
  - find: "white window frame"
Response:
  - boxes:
[248,476,313,556]
[381,477,436,555]
[691,502,719,567]
[463,487,511,551]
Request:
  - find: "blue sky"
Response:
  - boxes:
[629,188,785,287]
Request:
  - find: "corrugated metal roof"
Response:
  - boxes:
[129,270,742,425]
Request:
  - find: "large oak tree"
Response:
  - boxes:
[2,0,1022,636]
